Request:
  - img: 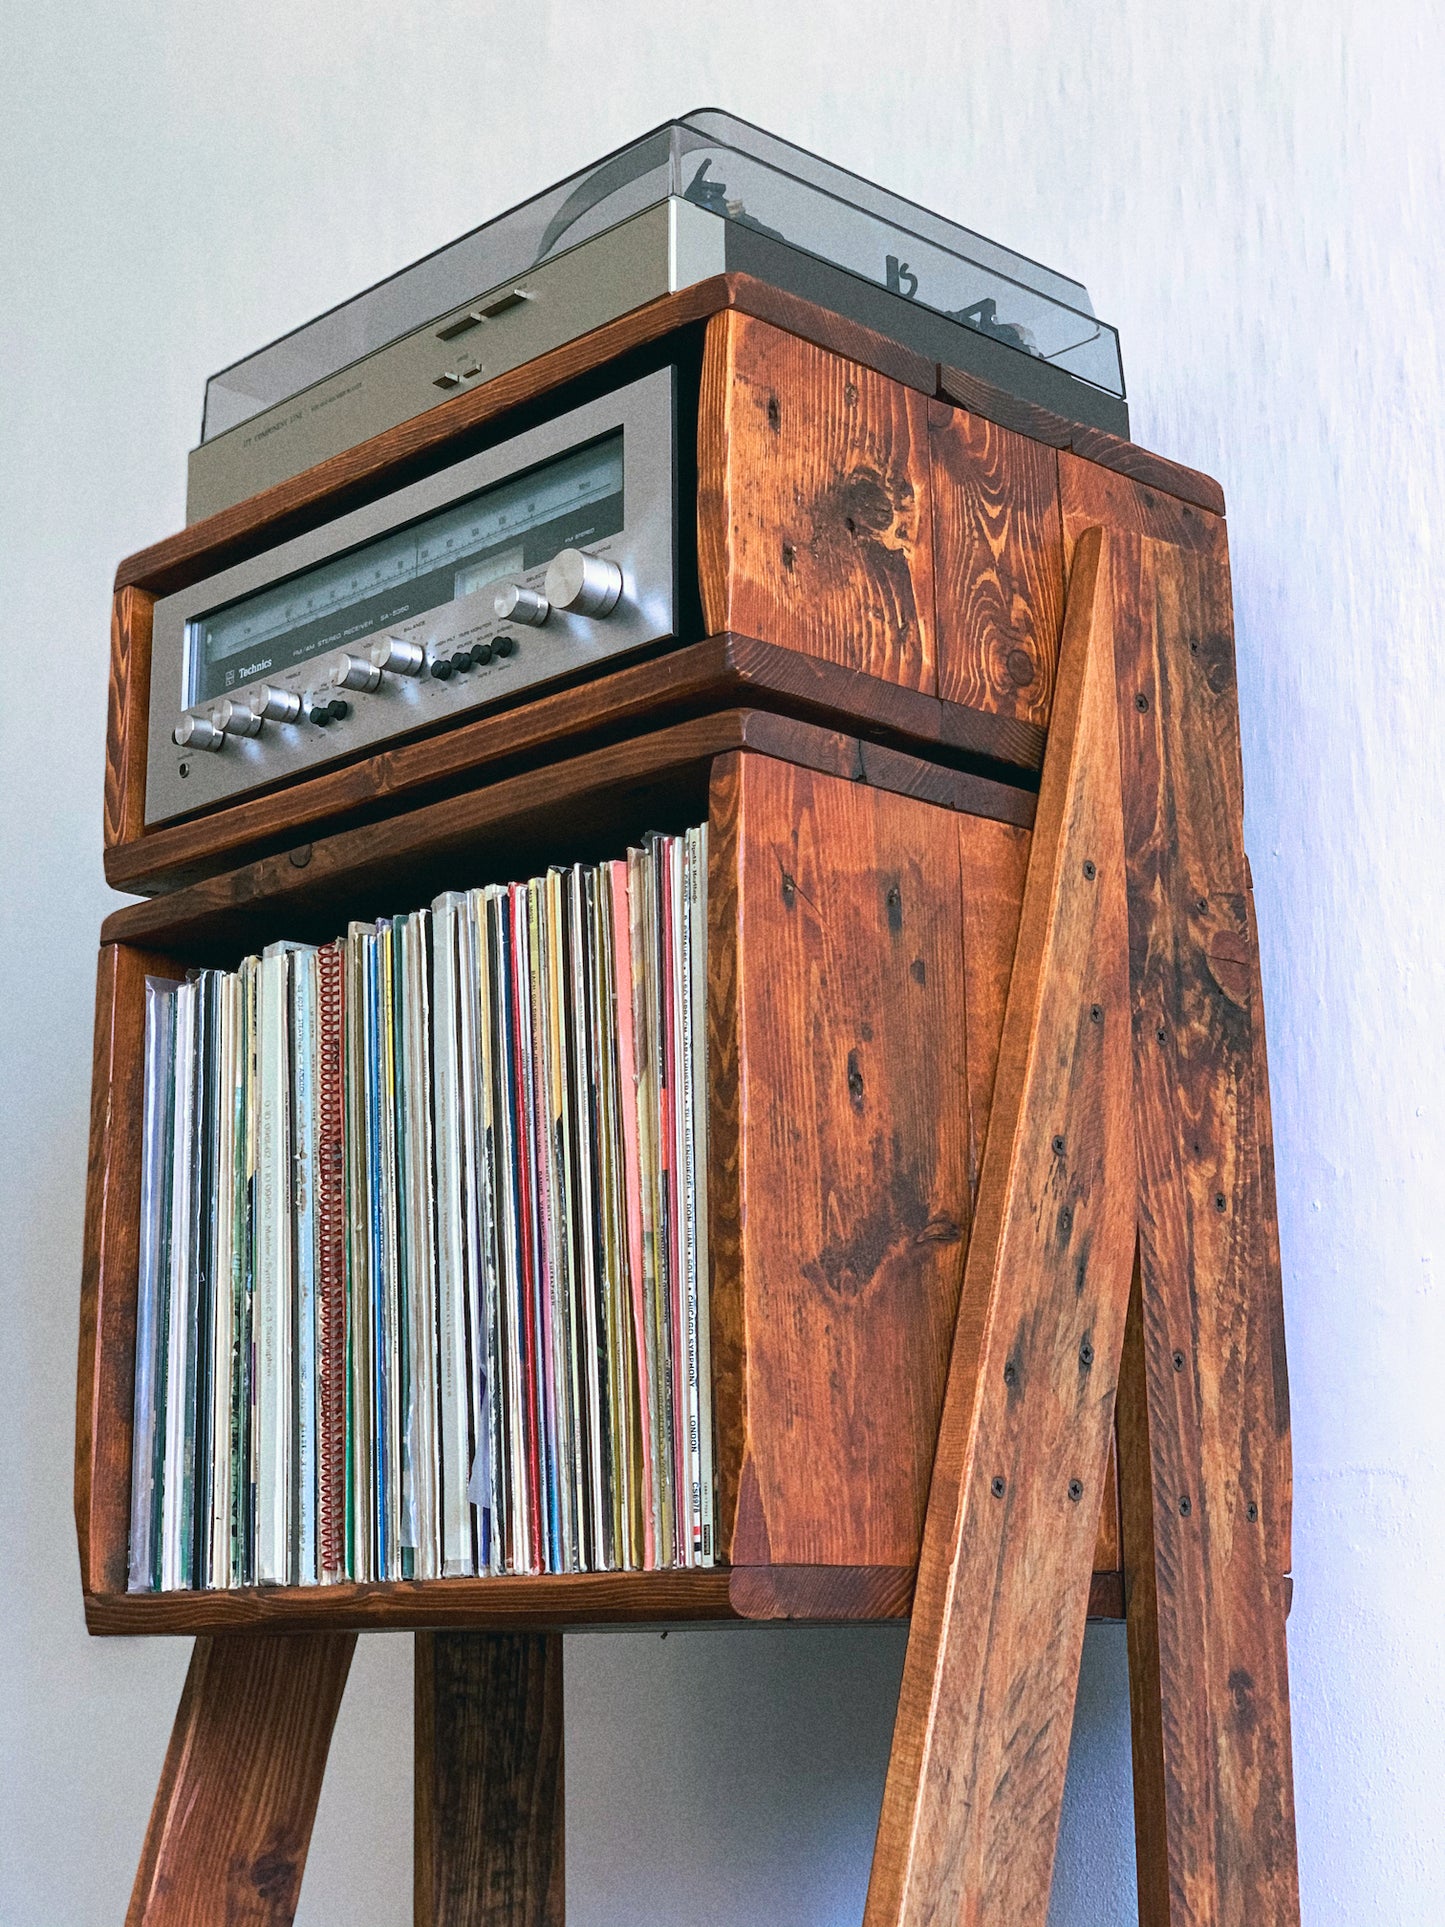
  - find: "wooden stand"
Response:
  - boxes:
[84,291,1297,1924]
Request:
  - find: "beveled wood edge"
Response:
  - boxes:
[115,275,1219,601]
[98,708,1036,953]
[937,363,1226,517]
[83,1566,1127,1634]
[104,633,1045,899]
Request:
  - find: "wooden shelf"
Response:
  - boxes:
[78,714,1129,1638]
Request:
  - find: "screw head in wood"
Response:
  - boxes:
[1215,1192,1228,1213]
[1068,1479,1084,1503]
[1051,1134,1066,1156]
[1172,1349,1186,1372]
[991,1476,1006,1499]
[1246,1501,1259,1522]
[1082,859,1097,880]
[1079,1339,1094,1367]
[1179,1495,1192,1516]
[1135,692,1151,712]
[1090,1003,1103,1023]
[1156,1024,1168,1043]
[1003,1361,1018,1387]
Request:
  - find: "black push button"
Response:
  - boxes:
[327,698,350,721]
[431,657,453,680]
[495,633,516,658]
[470,641,493,666]
[448,651,472,673]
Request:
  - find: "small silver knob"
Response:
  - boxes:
[494,583,551,627]
[332,653,383,692]
[370,635,427,677]
[544,549,624,618]
[256,685,302,724]
[173,714,224,752]
[212,698,263,738]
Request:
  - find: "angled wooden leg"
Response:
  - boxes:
[414,1631,565,1927]
[128,1632,355,1926]
[864,526,1138,1925]
[1112,531,1300,1925]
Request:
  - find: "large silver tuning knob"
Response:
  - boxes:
[370,635,427,676]
[332,652,383,692]
[212,698,263,738]
[173,713,224,751]
[544,548,624,618]
[494,583,551,627]
[256,685,302,723]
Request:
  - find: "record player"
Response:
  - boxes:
[188,109,1127,522]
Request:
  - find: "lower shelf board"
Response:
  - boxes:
[84,1565,1126,1635]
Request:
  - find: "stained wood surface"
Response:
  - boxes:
[415,1632,564,1927]
[1110,527,1299,1926]
[864,528,1137,1925]
[929,403,1066,726]
[708,752,970,1566]
[127,1632,354,1926]
[106,587,152,850]
[98,712,1033,961]
[106,632,1044,900]
[1060,450,1225,571]
[699,312,937,691]
[939,364,1226,517]
[76,941,187,1596]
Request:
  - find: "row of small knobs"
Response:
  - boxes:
[174,549,624,751]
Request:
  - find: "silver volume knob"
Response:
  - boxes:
[332,653,383,692]
[544,548,624,618]
[370,635,427,676]
[494,582,551,627]
[212,698,263,738]
[256,685,302,723]
[173,713,224,752]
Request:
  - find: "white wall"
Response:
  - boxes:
[2,3,1441,1920]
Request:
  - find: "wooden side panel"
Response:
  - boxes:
[105,587,153,851]
[708,752,970,1567]
[698,312,936,691]
[76,941,186,1594]
[128,1632,354,1926]
[929,403,1066,727]
[1112,529,1299,1926]
[1060,451,1225,569]
[415,1631,565,1927]
[865,529,1137,1925]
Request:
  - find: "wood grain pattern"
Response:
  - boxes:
[1060,450,1225,571]
[105,587,154,851]
[938,364,1227,517]
[708,752,971,1565]
[864,528,1137,1926]
[127,1632,355,1926]
[76,941,187,1596]
[929,402,1066,726]
[699,312,937,691]
[99,711,1033,961]
[1110,528,1299,1926]
[415,1632,564,1927]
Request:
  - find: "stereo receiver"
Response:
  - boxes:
[148,369,676,829]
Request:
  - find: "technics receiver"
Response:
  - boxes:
[188,109,1127,521]
[148,370,676,828]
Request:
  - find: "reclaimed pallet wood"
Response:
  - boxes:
[415,1631,565,1927]
[864,527,1138,1924]
[127,1632,355,1926]
[1110,527,1299,1927]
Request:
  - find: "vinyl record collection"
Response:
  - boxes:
[127,828,713,1591]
